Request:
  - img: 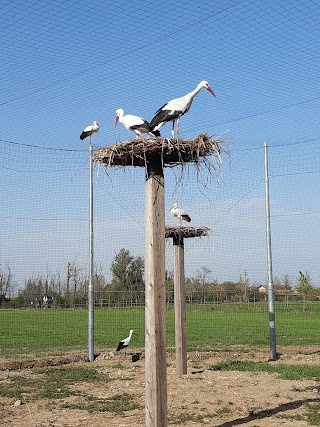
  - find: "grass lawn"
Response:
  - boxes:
[0,303,319,358]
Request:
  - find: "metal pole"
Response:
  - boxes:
[264,141,277,361]
[88,135,94,362]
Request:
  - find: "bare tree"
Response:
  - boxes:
[197,267,211,287]
[0,265,13,305]
[239,271,249,302]
[196,267,212,303]
[64,260,83,308]
[93,264,108,307]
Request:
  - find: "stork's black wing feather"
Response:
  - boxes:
[116,340,127,351]
[181,214,191,222]
[80,131,90,140]
[149,108,180,129]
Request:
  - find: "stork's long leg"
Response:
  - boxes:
[176,117,180,139]
[171,121,175,139]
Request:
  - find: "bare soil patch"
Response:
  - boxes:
[0,346,319,427]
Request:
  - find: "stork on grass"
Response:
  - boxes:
[115,108,160,140]
[80,121,100,140]
[149,80,216,139]
[169,203,191,223]
[116,329,135,353]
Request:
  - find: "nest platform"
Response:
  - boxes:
[165,226,210,239]
[94,133,226,168]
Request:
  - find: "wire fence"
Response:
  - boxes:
[1,138,320,357]
[6,290,319,311]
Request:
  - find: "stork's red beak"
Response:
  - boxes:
[207,86,217,98]
[114,116,119,127]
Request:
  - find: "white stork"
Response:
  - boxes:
[149,80,217,139]
[115,108,161,139]
[116,329,135,352]
[170,203,191,223]
[80,121,100,140]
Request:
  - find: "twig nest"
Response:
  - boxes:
[165,226,210,239]
[94,133,227,168]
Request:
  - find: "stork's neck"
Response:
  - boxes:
[188,83,204,100]
[182,84,204,112]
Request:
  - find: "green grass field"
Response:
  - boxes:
[0,303,319,358]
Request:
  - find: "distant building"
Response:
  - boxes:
[258,284,299,301]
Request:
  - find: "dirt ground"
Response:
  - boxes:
[0,346,319,427]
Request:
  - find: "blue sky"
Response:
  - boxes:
[1,0,320,288]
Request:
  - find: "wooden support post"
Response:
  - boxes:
[145,159,167,427]
[173,235,187,375]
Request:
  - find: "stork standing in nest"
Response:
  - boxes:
[149,80,217,139]
[170,203,191,223]
[115,108,160,140]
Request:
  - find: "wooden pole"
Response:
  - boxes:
[145,159,167,427]
[88,135,94,362]
[173,235,187,375]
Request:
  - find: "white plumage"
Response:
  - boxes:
[169,203,191,222]
[115,108,160,139]
[149,81,216,138]
[116,329,134,352]
[80,121,100,140]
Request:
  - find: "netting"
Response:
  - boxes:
[1,137,320,358]
[1,0,320,360]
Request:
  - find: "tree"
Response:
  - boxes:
[196,267,212,303]
[110,249,134,291]
[19,275,45,307]
[110,249,144,304]
[282,274,292,309]
[64,260,84,307]
[166,270,174,304]
[296,271,313,311]
[82,264,108,307]
[239,271,249,302]
[0,265,13,306]
[185,277,196,306]
[197,266,211,287]
[128,256,144,293]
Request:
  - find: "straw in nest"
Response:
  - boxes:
[94,133,227,168]
[165,226,210,239]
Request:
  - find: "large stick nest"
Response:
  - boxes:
[94,133,227,168]
[165,226,210,239]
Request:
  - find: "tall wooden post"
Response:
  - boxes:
[145,159,167,427]
[94,134,223,427]
[166,227,209,376]
[173,235,187,375]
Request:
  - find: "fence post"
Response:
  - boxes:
[264,141,277,360]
